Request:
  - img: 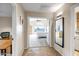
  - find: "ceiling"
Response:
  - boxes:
[21,3,64,13]
[0,3,12,17]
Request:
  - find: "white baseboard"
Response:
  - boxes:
[18,48,24,56]
[24,48,28,50]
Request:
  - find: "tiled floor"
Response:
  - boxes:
[28,34,48,48]
[22,47,61,56]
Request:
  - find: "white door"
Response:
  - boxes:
[74,6,79,51]
[75,36,79,50]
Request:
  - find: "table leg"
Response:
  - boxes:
[4,49,6,56]
[1,50,3,55]
[10,45,12,54]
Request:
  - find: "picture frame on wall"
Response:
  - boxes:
[20,16,22,24]
[22,19,23,24]
[20,16,23,25]
[55,15,64,48]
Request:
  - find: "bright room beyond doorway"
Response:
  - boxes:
[27,17,49,48]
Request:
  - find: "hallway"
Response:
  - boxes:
[11,3,78,56]
[28,34,48,48]
[22,47,61,56]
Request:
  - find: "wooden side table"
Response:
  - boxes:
[0,39,12,56]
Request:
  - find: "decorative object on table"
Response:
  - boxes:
[1,32,10,39]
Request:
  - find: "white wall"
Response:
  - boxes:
[12,4,25,56]
[0,17,12,34]
[24,11,53,49]
[53,4,74,56]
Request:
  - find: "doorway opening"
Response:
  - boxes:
[0,3,12,56]
[73,6,79,56]
[27,17,49,48]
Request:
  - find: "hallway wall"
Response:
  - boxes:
[27,22,32,34]
[24,11,53,49]
[12,4,25,56]
[53,3,74,56]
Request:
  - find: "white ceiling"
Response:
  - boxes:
[21,3,64,13]
[29,17,49,26]
[0,3,12,17]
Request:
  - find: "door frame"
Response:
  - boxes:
[11,3,16,56]
[26,16,51,48]
[70,4,79,56]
